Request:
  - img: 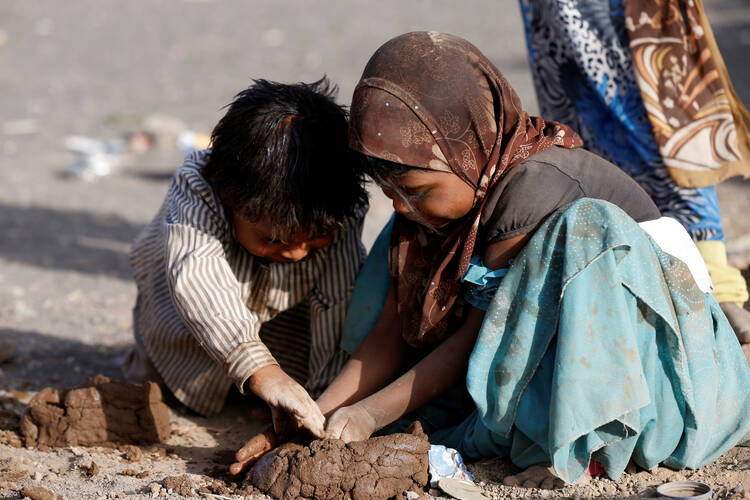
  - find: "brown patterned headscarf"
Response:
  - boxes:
[349,32,582,347]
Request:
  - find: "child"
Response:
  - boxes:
[123,78,368,439]
[236,33,750,485]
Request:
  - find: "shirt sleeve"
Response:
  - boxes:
[305,204,368,396]
[164,166,278,394]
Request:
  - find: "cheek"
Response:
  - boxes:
[311,235,335,248]
[236,232,272,257]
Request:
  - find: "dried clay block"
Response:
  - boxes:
[248,423,430,500]
[21,375,170,448]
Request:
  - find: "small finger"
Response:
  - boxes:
[229,459,249,476]
[325,417,345,440]
[300,412,325,439]
[235,427,276,462]
[288,400,325,439]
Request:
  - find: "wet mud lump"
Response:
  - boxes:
[248,424,430,499]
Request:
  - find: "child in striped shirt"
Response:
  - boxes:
[124,78,368,441]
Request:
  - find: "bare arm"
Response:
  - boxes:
[326,306,485,440]
[326,232,533,440]
[231,285,406,475]
[316,285,408,417]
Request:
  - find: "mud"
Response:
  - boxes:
[21,375,170,449]
[248,423,430,499]
[20,485,63,500]
[161,474,195,496]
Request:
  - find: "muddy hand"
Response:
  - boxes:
[247,365,326,438]
[325,403,378,443]
[229,425,277,475]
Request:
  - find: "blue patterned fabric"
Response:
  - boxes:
[519,0,724,242]
[341,199,750,484]
[461,256,510,311]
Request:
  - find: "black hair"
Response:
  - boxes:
[358,153,444,235]
[202,77,368,239]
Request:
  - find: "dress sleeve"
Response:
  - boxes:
[305,204,368,396]
[163,167,277,394]
[482,161,585,243]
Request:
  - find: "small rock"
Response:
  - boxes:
[79,461,99,477]
[20,485,62,500]
[0,430,23,448]
[122,445,145,463]
[69,447,85,457]
[149,482,161,496]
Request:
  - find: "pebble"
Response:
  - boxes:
[149,483,161,496]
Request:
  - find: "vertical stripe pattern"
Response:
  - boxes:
[128,150,366,416]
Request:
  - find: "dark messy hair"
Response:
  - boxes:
[202,77,368,239]
[359,153,444,234]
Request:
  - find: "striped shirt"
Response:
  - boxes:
[129,150,367,416]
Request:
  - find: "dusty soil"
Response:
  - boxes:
[1,0,749,499]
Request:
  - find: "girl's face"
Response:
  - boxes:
[381,168,475,228]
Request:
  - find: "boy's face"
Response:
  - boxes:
[233,216,334,263]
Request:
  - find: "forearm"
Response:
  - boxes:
[356,307,484,430]
[316,287,407,416]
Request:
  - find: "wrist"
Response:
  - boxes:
[246,363,283,397]
[352,398,391,432]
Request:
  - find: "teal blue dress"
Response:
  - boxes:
[341,199,750,484]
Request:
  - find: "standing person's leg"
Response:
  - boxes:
[519,0,750,342]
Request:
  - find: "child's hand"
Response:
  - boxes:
[229,425,277,475]
[325,403,378,442]
[247,364,325,439]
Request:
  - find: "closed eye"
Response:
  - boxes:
[399,185,428,200]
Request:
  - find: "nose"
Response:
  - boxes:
[391,196,410,215]
[382,188,410,215]
[279,243,310,262]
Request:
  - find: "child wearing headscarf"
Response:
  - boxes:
[232,32,750,487]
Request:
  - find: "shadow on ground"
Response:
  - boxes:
[0,204,142,280]
[0,328,132,392]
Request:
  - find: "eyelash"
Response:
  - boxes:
[400,186,427,200]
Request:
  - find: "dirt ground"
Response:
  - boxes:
[1,1,750,499]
